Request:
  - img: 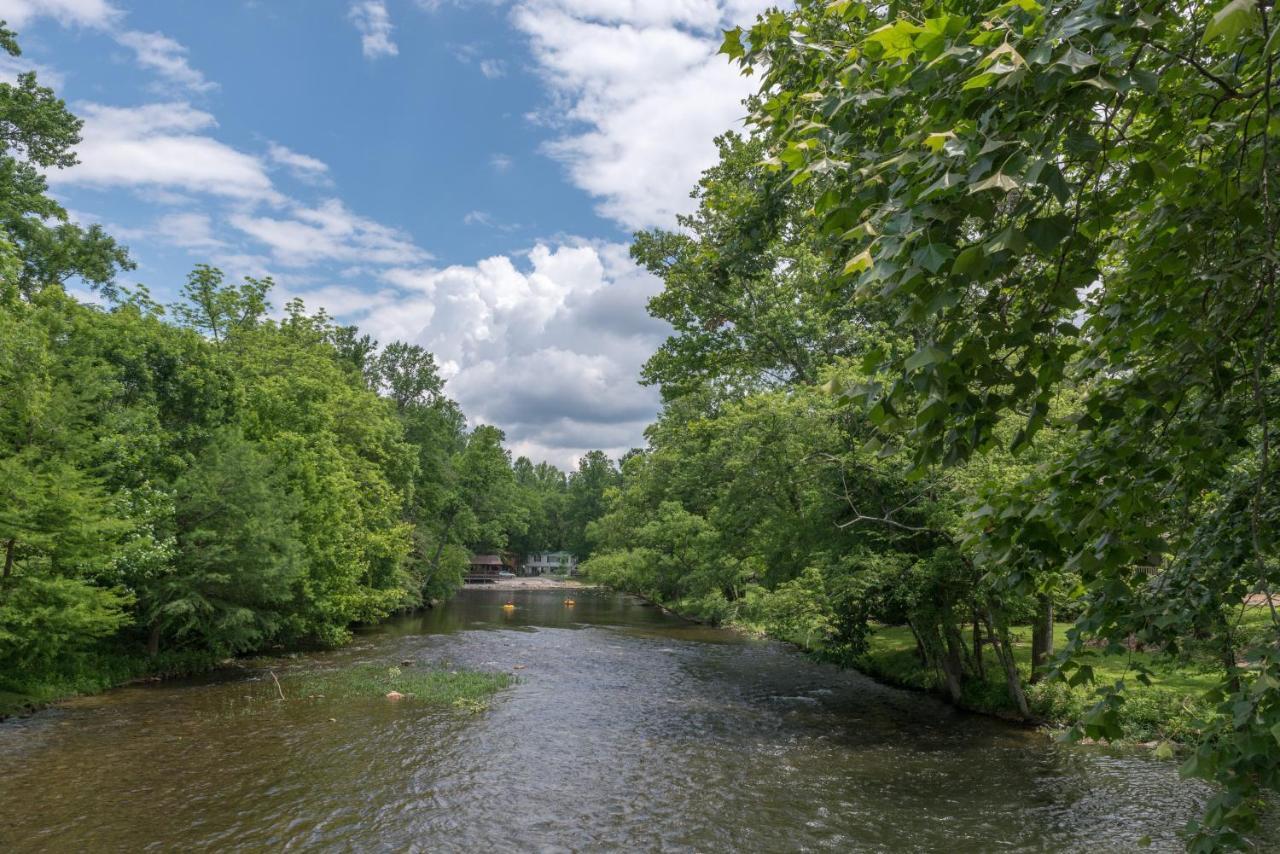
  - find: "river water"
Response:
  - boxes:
[0,588,1230,852]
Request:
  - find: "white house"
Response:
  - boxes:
[522,551,579,576]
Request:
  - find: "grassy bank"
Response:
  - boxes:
[856,623,1219,742]
[0,647,228,719]
[639,589,1253,746]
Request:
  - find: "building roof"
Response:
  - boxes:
[469,554,504,565]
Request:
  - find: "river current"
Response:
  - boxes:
[0,588,1231,852]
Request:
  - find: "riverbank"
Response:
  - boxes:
[603,585,1247,748]
[472,576,595,590]
[0,584,560,720]
[854,623,1217,743]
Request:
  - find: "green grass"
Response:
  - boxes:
[0,648,224,718]
[858,622,1222,742]
[246,663,514,713]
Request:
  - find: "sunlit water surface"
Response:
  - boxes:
[0,588,1251,852]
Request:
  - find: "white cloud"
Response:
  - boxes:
[490,153,513,172]
[115,30,215,92]
[349,0,398,59]
[479,58,506,78]
[0,1,216,94]
[512,0,774,230]
[51,102,281,202]
[267,142,331,183]
[282,241,668,466]
[0,51,63,87]
[231,198,431,267]
[0,0,120,28]
[153,211,225,249]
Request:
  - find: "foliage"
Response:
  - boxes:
[0,23,608,706]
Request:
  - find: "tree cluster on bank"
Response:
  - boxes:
[581,0,1280,848]
[0,24,618,699]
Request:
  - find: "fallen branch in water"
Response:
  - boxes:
[269,670,285,701]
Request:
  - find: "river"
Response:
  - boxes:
[0,588,1229,852]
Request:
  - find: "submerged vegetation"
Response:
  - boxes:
[241,664,513,712]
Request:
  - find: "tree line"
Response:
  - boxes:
[0,22,618,700]
[580,0,1280,849]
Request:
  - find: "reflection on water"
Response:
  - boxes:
[0,588,1241,852]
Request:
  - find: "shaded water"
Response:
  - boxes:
[0,589,1226,852]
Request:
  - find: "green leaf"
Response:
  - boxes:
[1054,46,1098,72]
[923,131,955,152]
[1026,214,1073,253]
[952,245,984,276]
[865,20,923,59]
[905,345,949,371]
[720,27,745,59]
[1203,0,1260,44]
[843,249,874,275]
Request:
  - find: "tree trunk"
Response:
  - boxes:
[1217,614,1241,694]
[972,611,986,680]
[984,608,1030,719]
[1030,595,1054,683]
[147,622,161,658]
[906,621,927,666]
[942,622,967,702]
[2,537,13,579]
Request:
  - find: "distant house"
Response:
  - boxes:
[466,553,505,583]
[522,551,578,576]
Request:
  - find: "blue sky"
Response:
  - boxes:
[0,0,773,467]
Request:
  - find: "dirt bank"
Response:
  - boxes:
[471,576,595,590]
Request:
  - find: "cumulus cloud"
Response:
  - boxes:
[512,0,773,230]
[479,58,506,78]
[283,241,668,467]
[349,0,398,59]
[51,102,281,202]
[490,153,513,172]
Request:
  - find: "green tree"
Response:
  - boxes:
[728,0,1280,844]
[565,450,620,558]
[0,21,130,296]
[144,429,301,656]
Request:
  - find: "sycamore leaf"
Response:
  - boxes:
[905,345,949,371]
[1055,46,1098,72]
[720,28,745,59]
[843,249,874,275]
[969,171,1021,194]
[953,245,984,275]
[983,42,1026,69]
[1203,0,1260,44]
[923,131,956,152]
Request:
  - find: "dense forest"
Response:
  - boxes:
[576,0,1280,849]
[0,20,618,707]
